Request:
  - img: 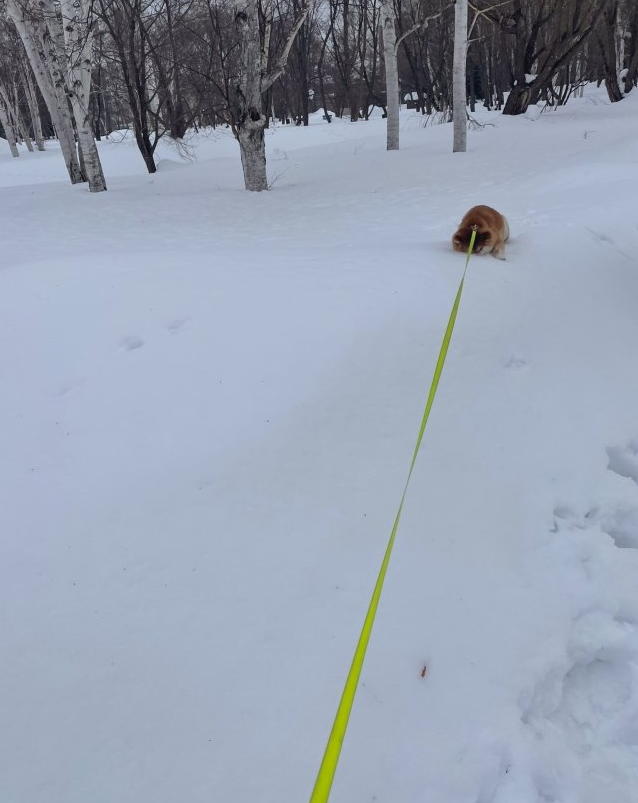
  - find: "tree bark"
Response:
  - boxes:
[598,2,623,103]
[15,106,35,151]
[6,0,85,182]
[624,38,638,93]
[0,96,20,157]
[22,66,46,151]
[57,0,107,191]
[503,0,612,115]
[380,0,399,150]
[233,0,314,190]
[453,0,468,152]
[234,0,268,191]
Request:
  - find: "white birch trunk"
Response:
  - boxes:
[57,0,107,191]
[616,5,626,76]
[22,67,46,150]
[0,85,33,152]
[381,0,400,151]
[146,54,161,122]
[234,0,314,190]
[16,110,35,151]
[452,0,468,153]
[6,0,84,182]
[7,83,36,152]
[235,0,269,191]
[0,96,20,157]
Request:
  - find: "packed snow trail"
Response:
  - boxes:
[1,89,638,803]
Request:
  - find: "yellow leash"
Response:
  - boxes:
[308,229,477,803]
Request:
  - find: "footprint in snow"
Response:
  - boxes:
[551,501,638,550]
[471,613,638,803]
[57,377,85,397]
[607,440,638,486]
[598,504,638,550]
[167,317,191,335]
[120,335,144,351]
[517,612,638,790]
[587,227,615,246]
[551,504,598,530]
[504,355,529,372]
[551,441,638,545]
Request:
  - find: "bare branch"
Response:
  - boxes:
[468,0,514,38]
[395,3,453,50]
[262,0,315,92]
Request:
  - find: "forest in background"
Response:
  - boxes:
[0,0,637,190]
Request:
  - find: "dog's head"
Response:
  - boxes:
[452,226,492,255]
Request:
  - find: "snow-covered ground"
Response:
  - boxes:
[2,89,638,803]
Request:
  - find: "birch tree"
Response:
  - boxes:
[233,0,314,191]
[56,0,107,191]
[380,2,452,151]
[0,80,36,151]
[596,0,623,102]
[0,92,20,156]
[452,0,467,152]
[0,20,43,151]
[6,0,85,183]
[5,0,106,190]
[380,0,399,149]
[622,0,638,93]
[21,61,46,150]
[3,0,622,175]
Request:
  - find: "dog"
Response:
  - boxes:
[452,205,509,260]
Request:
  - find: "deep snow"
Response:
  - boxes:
[1,89,638,803]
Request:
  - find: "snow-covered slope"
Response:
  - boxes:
[1,89,638,803]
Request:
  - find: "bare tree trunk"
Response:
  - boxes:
[318,19,333,123]
[38,0,90,179]
[0,85,32,152]
[598,1,623,102]
[503,0,612,115]
[15,109,35,151]
[23,66,46,150]
[6,0,85,182]
[5,82,36,151]
[380,0,399,150]
[453,0,468,152]
[625,33,638,93]
[616,2,626,74]
[233,0,314,190]
[0,96,20,157]
[234,0,268,191]
[57,0,107,191]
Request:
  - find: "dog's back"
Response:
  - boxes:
[452,205,509,260]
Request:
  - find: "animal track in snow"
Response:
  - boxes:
[552,501,638,550]
[549,653,635,746]
[515,613,638,803]
[551,505,598,533]
[587,228,615,246]
[607,441,638,486]
[598,505,638,550]
[167,317,191,335]
[504,355,529,371]
[57,377,85,397]
[527,615,638,742]
[119,335,144,351]
[553,504,578,522]
[474,488,638,803]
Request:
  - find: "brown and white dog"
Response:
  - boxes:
[452,205,509,260]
